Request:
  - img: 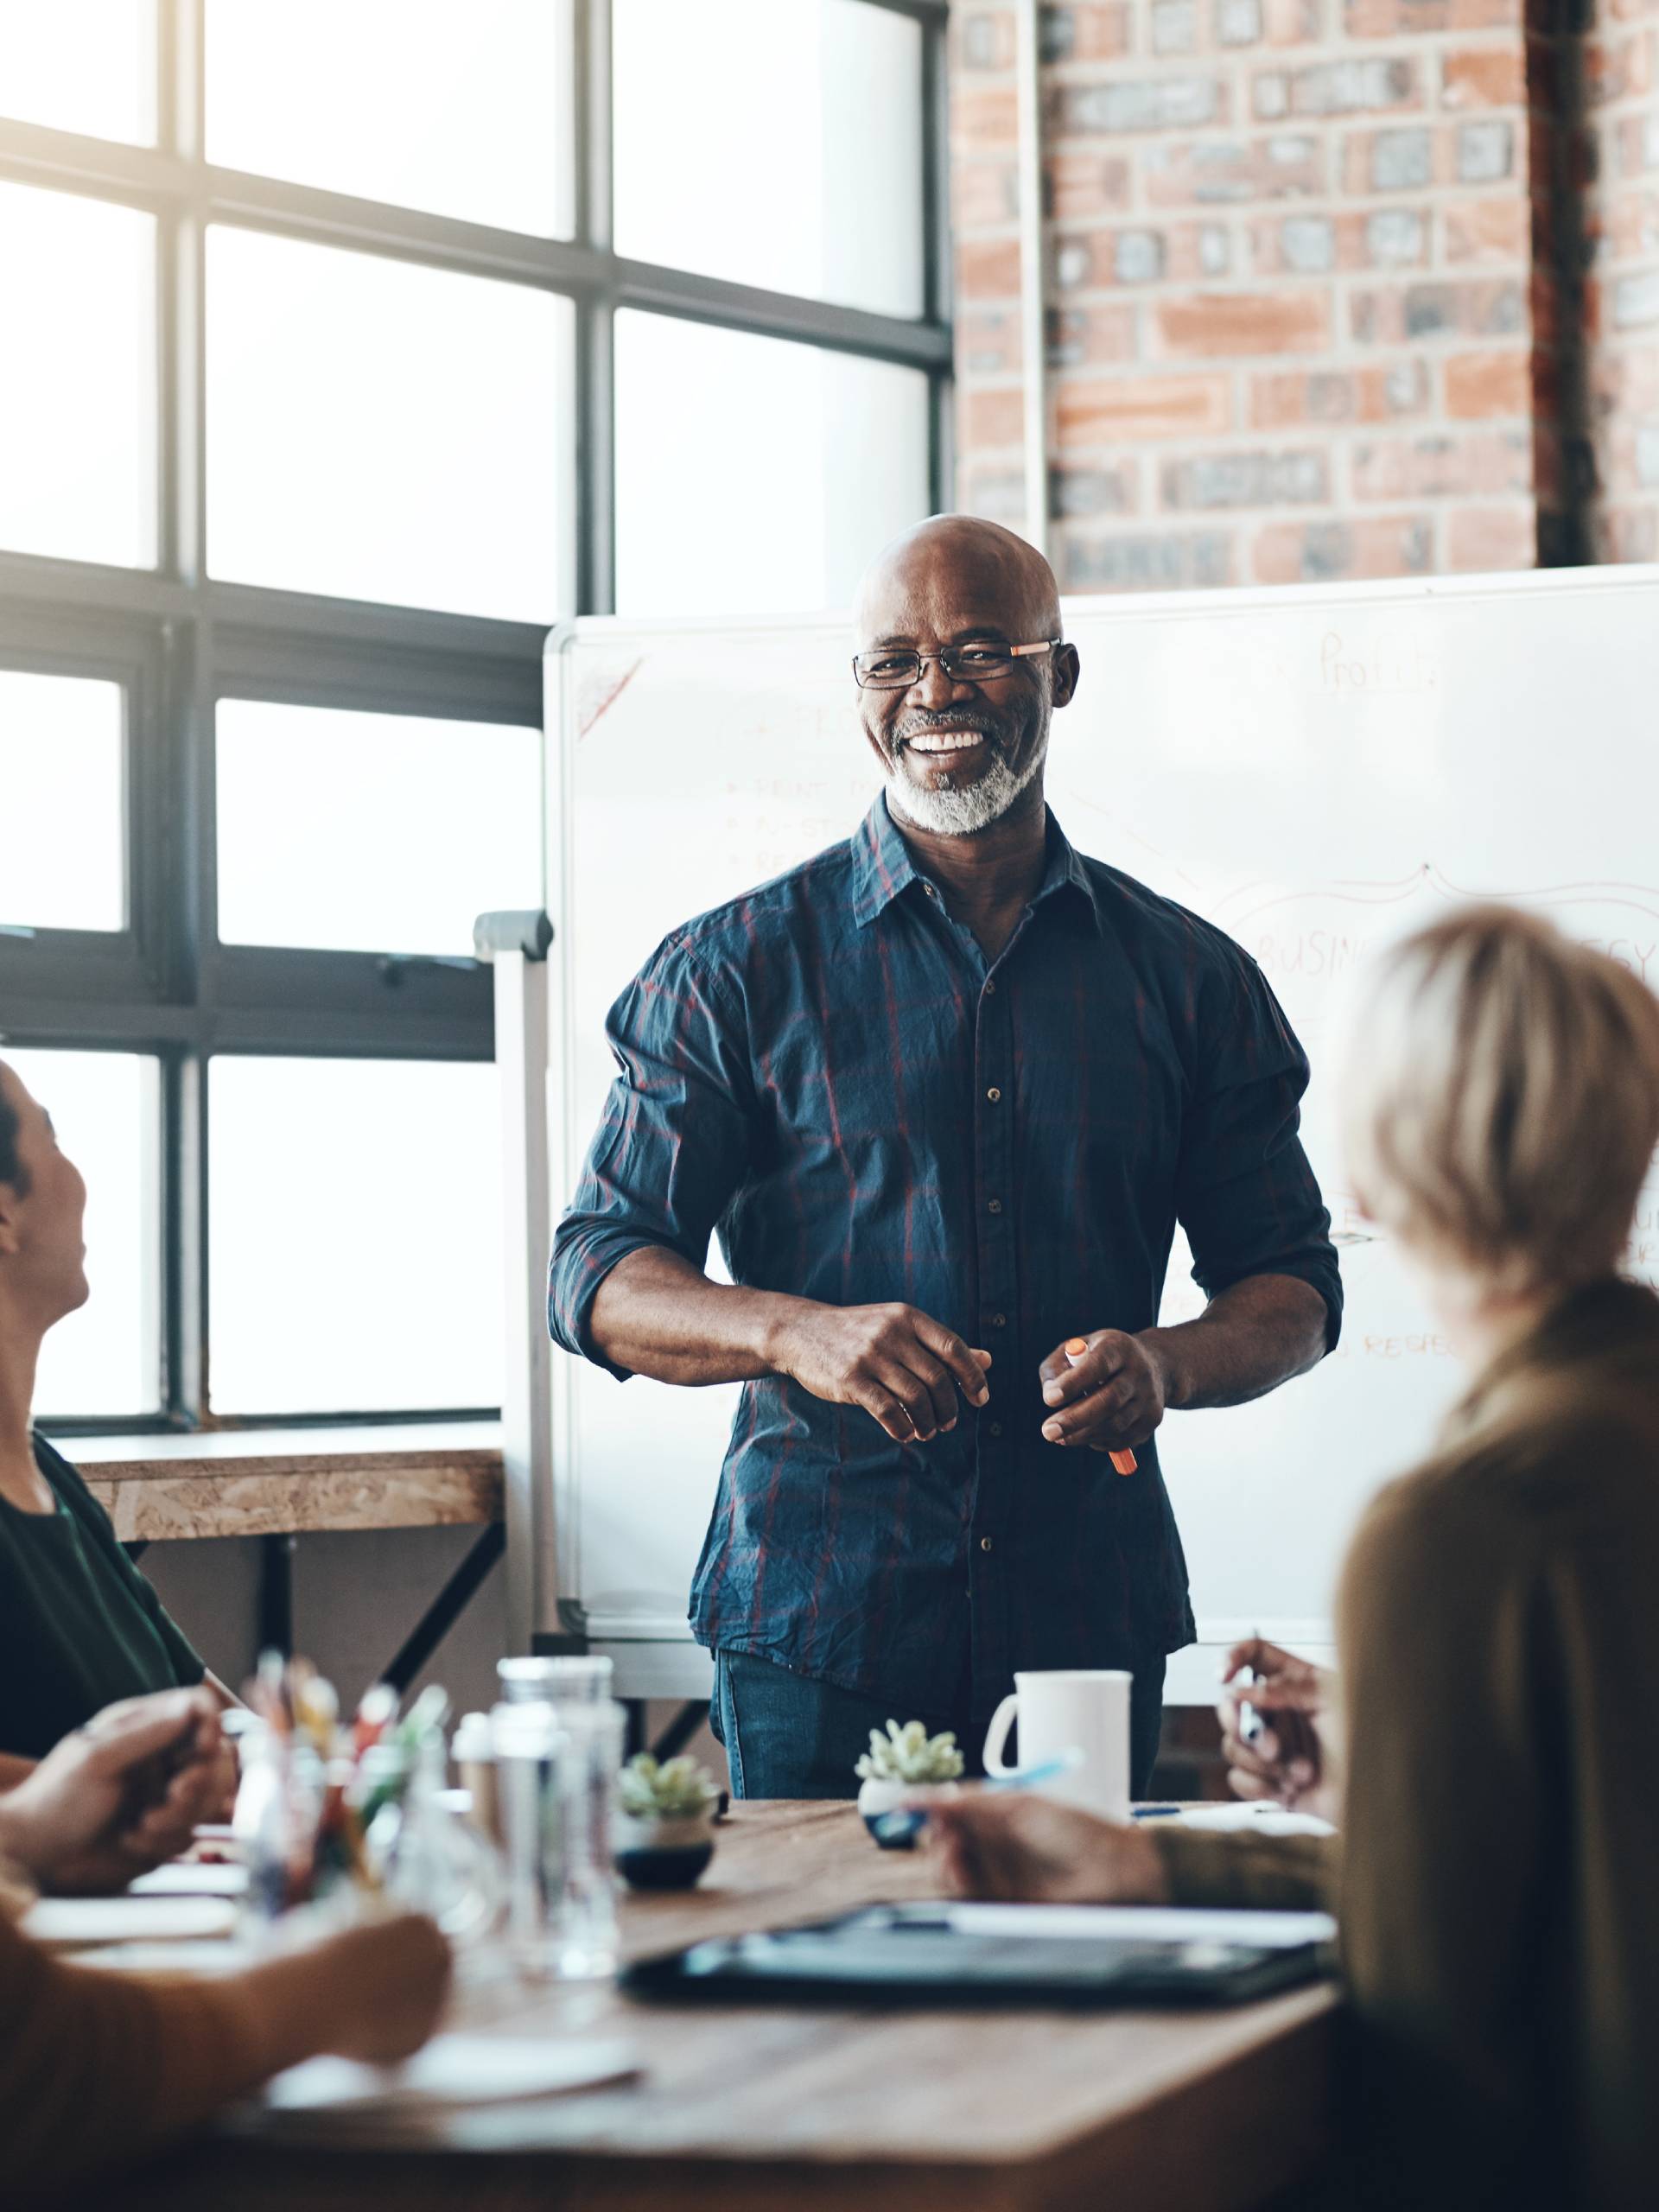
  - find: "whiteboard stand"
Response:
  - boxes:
[474,906,569,1659]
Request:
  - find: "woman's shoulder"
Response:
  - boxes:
[28,1435,111,1527]
[1355,1364,1659,1572]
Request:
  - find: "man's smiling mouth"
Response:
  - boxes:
[904,729,988,754]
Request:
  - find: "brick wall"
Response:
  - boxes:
[950,0,1549,588]
[1578,0,1659,558]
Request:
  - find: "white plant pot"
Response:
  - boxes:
[613,1804,718,1890]
[858,1775,957,1847]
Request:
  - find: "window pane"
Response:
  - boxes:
[613,0,925,319]
[0,0,156,144]
[206,227,572,620]
[6,1050,161,1420]
[205,0,572,237]
[615,313,931,617]
[0,671,124,931]
[209,1058,503,1415]
[0,182,155,569]
[216,701,543,956]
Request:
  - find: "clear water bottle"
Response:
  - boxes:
[491,1692,624,1981]
[496,1654,615,1706]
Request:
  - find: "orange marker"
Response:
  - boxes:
[1065,1338,1138,1477]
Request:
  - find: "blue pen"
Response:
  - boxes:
[868,1747,1085,1849]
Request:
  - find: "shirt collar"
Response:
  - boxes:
[849,793,1106,936]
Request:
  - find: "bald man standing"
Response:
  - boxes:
[550,518,1341,1798]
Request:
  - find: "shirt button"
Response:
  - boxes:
[924,884,939,899]
[988,1198,1002,1214]
[989,1421,1003,1437]
[990,1313,1007,1329]
[980,1535,995,1553]
[984,979,996,995]
[986,1086,1001,1103]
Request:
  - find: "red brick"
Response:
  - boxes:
[1440,47,1527,106]
[957,463,1029,525]
[1262,0,1325,43]
[1444,346,1533,416]
[1596,505,1659,561]
[953,159,1020,231]
[1250,360,1433,425]
[1446,503,1535,567]
[963,386,1028,449]
[1444,195,1531,263]
[952,85,1020,151]
[1344,0,1519,32]
[1584,31,1656,105]
[1044,3,1135,60]
[1141,133,1325,205]
[1599,188,1659,264]
[1349,277,1527,343]
[959,238,1024,300]
[1047,151,1135,219]
[1056,372,1234,443]
[1048,303,1141,366]
[1158,287,1331,355]
[960,308,1023,378]
[1350,429,1532,498]
[1252,513,1436,582]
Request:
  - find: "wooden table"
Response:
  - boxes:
[108,1802,1340,2212]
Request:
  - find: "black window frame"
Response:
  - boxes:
[0,0,953,1435]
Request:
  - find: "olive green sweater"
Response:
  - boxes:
[1156,1279,1659,2212]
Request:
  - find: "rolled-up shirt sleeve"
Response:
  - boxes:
[549,932,755,1379]
[1175,947,1343,1349]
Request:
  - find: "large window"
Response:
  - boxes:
[0,0,949,1429]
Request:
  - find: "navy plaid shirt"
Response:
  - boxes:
[550,797,1341,1720]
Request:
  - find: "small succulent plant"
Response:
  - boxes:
[855,1719,965,1785]
[618,1751,719,1821]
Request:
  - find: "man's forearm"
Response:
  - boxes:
[1142,1274,1330,1412]
[588,1246,808,1386]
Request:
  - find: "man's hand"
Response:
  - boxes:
[1218,1637,1338,1819]
[1038,1330,1167,1452]
[0,1688,229,1894]
[924,1790,1171,1904]
[769,1301,992,1442]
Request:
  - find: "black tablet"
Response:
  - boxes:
[623,1902,1336,2009]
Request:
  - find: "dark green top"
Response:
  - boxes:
[0,1436,205,1760]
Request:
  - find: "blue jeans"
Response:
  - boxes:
[711,1649,1168,1802]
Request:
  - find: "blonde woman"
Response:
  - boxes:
[927,907,1659,2212]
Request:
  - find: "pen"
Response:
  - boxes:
[1236,1624,1264,1746]
[1065,1338,1137,1475]
[868,1748,1086,1848]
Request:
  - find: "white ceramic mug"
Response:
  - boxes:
[982,1669,1132,1819]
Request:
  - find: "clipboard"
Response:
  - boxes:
[623,1901,1337,2009]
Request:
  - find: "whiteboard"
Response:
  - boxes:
[546,569,1659,1692]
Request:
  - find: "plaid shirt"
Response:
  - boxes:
[550,797,1341,1719]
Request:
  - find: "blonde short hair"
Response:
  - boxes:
[1339,905,1659,1295]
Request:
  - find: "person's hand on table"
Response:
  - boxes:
[1038,1330,1167,1452]
[923,1790,1171,1904]
[302,1915,454,2065]
[0,1687,230,1894]
[1218,1637,1338,1820]
[769,1300,992,1442]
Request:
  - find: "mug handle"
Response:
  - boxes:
[982,1692,1020,1777]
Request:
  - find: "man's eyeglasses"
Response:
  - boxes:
[851,639,1063,690]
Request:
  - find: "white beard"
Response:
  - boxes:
[887,728,1048,838]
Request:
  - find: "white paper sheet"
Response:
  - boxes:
[938,1903,1338,1949]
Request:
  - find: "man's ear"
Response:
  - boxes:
[0,1183,22,1258]
[1052,643,1081,711]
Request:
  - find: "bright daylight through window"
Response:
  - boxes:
[0,0,948,1428]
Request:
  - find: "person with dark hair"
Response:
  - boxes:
[0,1059,232,1774]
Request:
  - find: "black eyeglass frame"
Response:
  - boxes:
[851,638,1065,690]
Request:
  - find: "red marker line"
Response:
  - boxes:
[1065,1338,1137,1476]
